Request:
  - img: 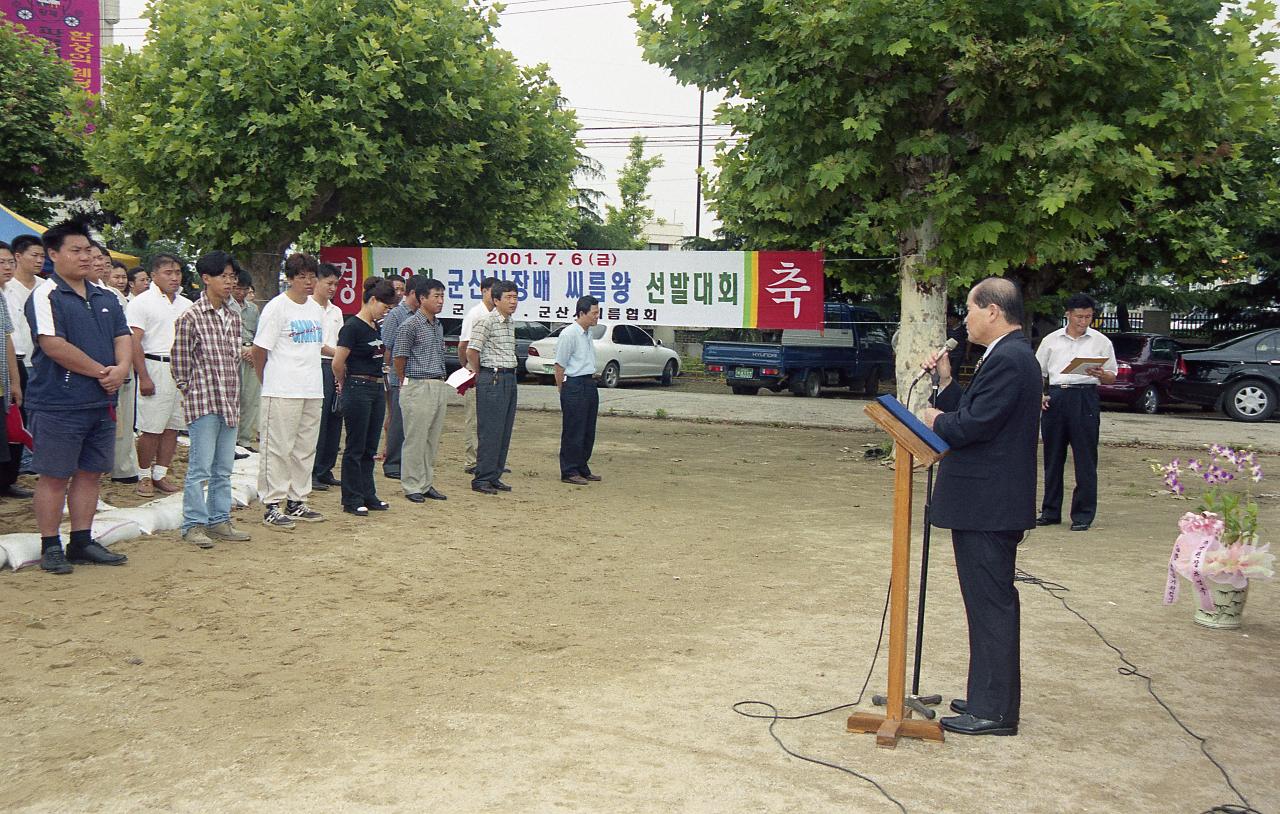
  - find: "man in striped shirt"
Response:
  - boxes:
[171,252,252,548]
[466,279,520,495]
[393,277,450,503]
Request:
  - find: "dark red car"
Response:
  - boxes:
[1098,333,1184,413]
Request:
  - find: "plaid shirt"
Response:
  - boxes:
[171,293,242,425]
[470,310,517,369]
[394,311,447,379]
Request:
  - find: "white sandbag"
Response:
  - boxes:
[230,483,254,508]
[143,496,184,532]
[231,453,258,477]
[0,533,43,571]
[102,506,161,535]
[91,517,142,546]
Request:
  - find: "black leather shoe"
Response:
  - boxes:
[343,505,369,517]
[1071,522,1091,531]
[67,541,127,566]
[110,476,140,485]
[1036,516,1060,526]
[581,474,602,482]
[472,482,497,495]
[425,487,447,501]
[949,698,967,714]
[562,475,589,485]
[366,499,390,511]
[234,451,249,460]
[405,492,426,503]
[318,473,342,486]
[311,480,330,492]
[492,480,512,492]
[2,484,34,498]
[940,713,1017,736]
[40,547,73,574]
[384,470,401,480]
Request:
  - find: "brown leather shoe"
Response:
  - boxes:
[581,474,602,482]
[561,475,589,485]
[152,477,180,494]
[136,478,155,497]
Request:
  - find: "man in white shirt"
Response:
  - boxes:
[127,253,193,496]
[311,263,346,491]
[1034,293,1118,532]
[253,253,327,530]
[91,244,141,485]
[4,234,46,373]
[457,276,495,474]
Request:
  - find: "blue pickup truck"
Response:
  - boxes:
[702,303,895,397]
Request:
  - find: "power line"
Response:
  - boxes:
[580,124,732,130]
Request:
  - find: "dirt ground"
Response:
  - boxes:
[1,407,1277,813]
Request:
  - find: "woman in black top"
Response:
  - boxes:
[333,278,399,516]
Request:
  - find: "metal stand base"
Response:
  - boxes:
[873,692,942,720]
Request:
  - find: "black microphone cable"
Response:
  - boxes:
[1015,567,1262,814]
[732,582,908,813]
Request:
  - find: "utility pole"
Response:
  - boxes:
[694,88,704,239]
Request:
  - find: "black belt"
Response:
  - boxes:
[481,366,515,373]
[567,374,593,379]
[322,357,332,364]
[144,353,171,363]
[348,373,382,382]
[1049,384,1096,390]
[408,375,447,381]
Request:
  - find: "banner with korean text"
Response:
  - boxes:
[2,0,101,95]
[319,247,824,328]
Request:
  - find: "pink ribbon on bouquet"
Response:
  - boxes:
[1165,536,1219,612]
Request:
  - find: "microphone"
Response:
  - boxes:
[909,338,959,389]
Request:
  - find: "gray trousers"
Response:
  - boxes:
[237,359,261,448]
[472,369,517,485]
[400,378,449,494]
[383,384,404,477]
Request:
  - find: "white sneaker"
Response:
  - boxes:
[262,504,296,532]
[285,500,324,523]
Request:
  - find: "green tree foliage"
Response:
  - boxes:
[76,0,579,293]
[0,21,88,219]
[603,135,664,249]
[637,0,1277,394]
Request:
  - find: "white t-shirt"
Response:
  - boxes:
[3,277,39,360]
[316,298,344,356]
[459,301,492,342]
[254,293,324,398]
[127,284,193,355]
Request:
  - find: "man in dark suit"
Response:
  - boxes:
[922,277,1042,737]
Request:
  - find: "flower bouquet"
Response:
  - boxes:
[1157,445,1274,628]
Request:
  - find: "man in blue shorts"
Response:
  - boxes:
[24,220,133,574]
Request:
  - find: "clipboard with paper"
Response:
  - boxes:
[1060,356,1107,375]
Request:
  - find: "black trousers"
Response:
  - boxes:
[952,528,1022,723]
[559,375,598,478]
[473,369,516,486]
[313,360,342,480]
[1040,386,1100,525]
[339,378,385,510]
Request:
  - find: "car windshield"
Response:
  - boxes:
[1207,329,1271,351]
[440,318,462,337]
[1109,335,1147,358]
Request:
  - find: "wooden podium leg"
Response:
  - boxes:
[847,445,944,748]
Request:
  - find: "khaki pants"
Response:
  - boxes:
[463,388,478,468]
[257,396,322,506]
[238,359,261,448]
[400,378,449,494]
[112,376,139,479]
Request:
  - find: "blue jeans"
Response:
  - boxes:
[182,413,238,532]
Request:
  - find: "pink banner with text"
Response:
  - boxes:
[2,0,101,95]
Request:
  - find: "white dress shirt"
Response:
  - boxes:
[1035,326,1118,386]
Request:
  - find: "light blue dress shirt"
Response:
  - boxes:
[555,323,596,377]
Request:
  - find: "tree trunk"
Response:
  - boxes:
[894,216,947,413]
[1117,303,1131,333]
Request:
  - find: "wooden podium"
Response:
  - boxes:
[847,396,948,748]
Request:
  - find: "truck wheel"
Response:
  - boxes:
[861,368,881,397]
[601,361,621,389]
[730,385,759,395]
[1222,379,1276,422]
[800,370,821,398]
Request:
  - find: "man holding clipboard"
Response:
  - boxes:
[1034,294,1117,532]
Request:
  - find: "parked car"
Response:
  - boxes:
[1098,333,1184,414]
[524,323,680,387]
[701,303,895,397]
[1170,329,1280,422]
[442,319,552,378]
